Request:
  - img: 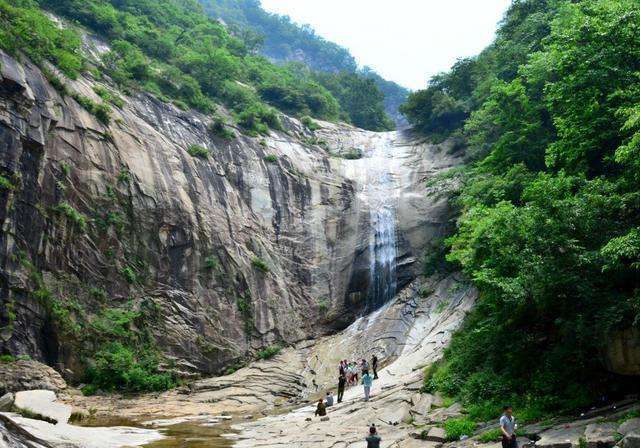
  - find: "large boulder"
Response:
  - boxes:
[14,390,72,425]
[584,422,617,448]
[622,432,640,448]
[0,360,67,395]
[620,419,640,436]
[604,329,640,375]
[536,426,585,448]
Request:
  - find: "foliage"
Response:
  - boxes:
[263,154,278,164]
[251,256,270,273]
[256,345,281,360]
[410,0,640,415]
[52,201,87,231]
[71,93,111,125]
[444,418,476,441]
[0,0,83,78]
[339,148,363,160]
[187,144,210,159]
[204,255,218,270]
[208,117,235,140]
[0,354,16,363]
[478,428,503,443]
[300,115,319,131]
[0,175,14,190]
[120,266,137,284]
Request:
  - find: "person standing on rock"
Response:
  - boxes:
[337,374,346,403]
[362,370,374,401]
[366,424,381,448]
[361,358,370,375]
[500,405,517,448]
[315,398,327,417]
[372,355,379,379]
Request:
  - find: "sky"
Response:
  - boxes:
[260,0,512,91]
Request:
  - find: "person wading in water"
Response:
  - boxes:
[500,405,517,448]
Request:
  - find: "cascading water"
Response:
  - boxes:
[363,134,398,310]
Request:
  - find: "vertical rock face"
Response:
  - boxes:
[0,49,463,377]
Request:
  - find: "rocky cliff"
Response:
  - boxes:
[0,45,462,379]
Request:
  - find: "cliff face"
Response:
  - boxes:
[0,48,462,378]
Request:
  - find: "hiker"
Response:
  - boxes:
[315,398,327,417]
[366,424,381,448]
[337,374,346,403]
[372,355,378,379]
[352,362,359,385]
[339,360,346,377]
[326,391,334,407]
[362,370,374,401]
[361,358,369,375]
[500,405,517,448]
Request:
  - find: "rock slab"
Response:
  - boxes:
[14,390,71,425]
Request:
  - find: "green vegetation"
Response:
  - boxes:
[208,117,235,140]
[187,144,210,159]
[340,148,363,160]
[300,115,319,131]
[0,354,16,363]
[52,201,87,232]
[256,345,281,360]
[120,266,137,284]
[199,0,407,126]
[117,169,130,184]
[263,154,278,164]
[443,417,476,441]
[70,93,111,125]
[407,0,640,416]
[478,428,503,443]
[0,175,15,190]
[93,86,124,108]
[204,255,219,270]
[251,256,270,273]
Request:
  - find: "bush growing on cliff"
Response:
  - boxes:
[187,144,210,159]
[256,345,281,360]
[0,175,15,190]
[52,201,87,232]
[251,257,270,273]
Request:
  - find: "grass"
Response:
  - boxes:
[478,428,503,443]
[444,417,476,441]
[256,345,281,360]
[341,148,363,160]
[117,169,130,183]
[120,266,137,284]
[317,298,329,314]
[71,93,111,125]
[251,257,270,273]
[187,144,210,159]
[263,154,278,163]
[204,256,218,270]
[15,407,58,424]
[52,201,87,231]
[0,354,16,363]
[208,118,235,140]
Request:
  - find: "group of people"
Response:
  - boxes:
[338,355,378,402]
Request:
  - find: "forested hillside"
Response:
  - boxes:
[404,0,640,417]
[199,0,409,126]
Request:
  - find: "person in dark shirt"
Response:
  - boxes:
[372,355,379,379]
[315,399,327,417]
[366,424,381,448]
[337,374,346,403]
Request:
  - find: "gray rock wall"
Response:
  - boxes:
[0,49,463,378]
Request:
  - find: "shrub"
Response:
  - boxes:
[0,175,14,190]
[71,93,111,125]
[301,115,320,131]
[204,256,218,270]
[52,201,87,231]
[251,257,270,273]
[84,342,176,393]
[256,345,281,360]
[263,154,278,163]
[444,418,476,441]
[341,148,363,159]
[317,298,329,314]
[187,144,210,159]
[208,117,235,140]
[117,169,130,183]
[478,428,503,443]
[120,266,137,284]
[0,354,16,363]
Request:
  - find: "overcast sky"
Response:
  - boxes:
[260,0,512,90]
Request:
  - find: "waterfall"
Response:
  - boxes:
[363,134,398,310]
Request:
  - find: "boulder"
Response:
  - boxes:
[0,360,67,395]
[422,426,447,443]
[536,426,586,448]
[622,432,640,448]
[584,422,617,448]
[0,392,14,411]
[14,390,72,425]
[620,419,640,436]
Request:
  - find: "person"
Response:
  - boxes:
[337,374,346,403]
[339,360,346,377]
[500,405,517,448]
[352,362,359,385]
[315,398,327,417]
[326,391,334,407]
[366,424,381,448]
[362,370,374,401]
[372,355,378,379]
[361,358,369,375]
